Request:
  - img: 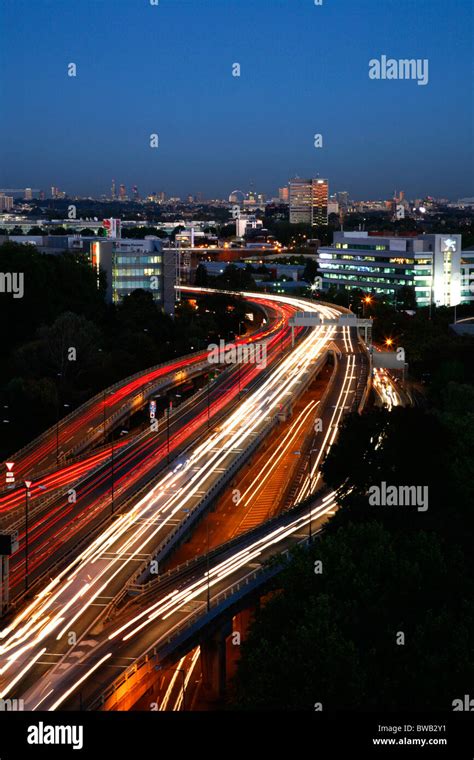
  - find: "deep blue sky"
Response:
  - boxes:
[1,0,472,200]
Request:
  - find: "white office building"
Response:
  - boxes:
[317,231,474,307]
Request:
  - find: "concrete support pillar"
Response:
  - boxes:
[226,605,258,682]
[200,620,231,703]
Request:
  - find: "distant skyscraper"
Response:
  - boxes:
[336,191,349,209]
[24,187,33,200]
[132,185,139,201]
[289,178,313,224]
[279,187,289,203]
[51,186,57,199]
[119,184,126,200]
[312,178,328,226]
[111,179,116,200]
[0,194,13,211]
[289,177,328,226]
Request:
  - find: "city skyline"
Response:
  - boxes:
[1,179,471,204]
[1,0,472,200]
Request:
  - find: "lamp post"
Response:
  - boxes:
[206,521,211,612]
[102,390,116,513]
[155,666,187,711]
[24,480,31,592]
[56,402,70,465]
[103,390,107,446]
[308,447,318,542]
[362,295,372,318]
[111,432,115,514]
[207,374,211,429]
[166,398,171,463]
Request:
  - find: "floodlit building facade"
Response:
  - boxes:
[317,231,474,307]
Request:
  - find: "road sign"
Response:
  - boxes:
[0,533,18,555]
[5,462,14,487]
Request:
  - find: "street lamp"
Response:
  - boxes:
[154,665,187,711]
[206,521,211,612]
[56,401,70,465]
[24,480,32,592]
[362,295,372,318]
[308,448,319,542]
[165,396,172,463]
[206,372,215,429]
[110,431,115,514]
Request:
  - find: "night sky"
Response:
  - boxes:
[1,0,472,200]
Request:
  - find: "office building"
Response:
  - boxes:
[336,191,350,210]
[289,177,328,226]
[235,215,263,238]
[317,231,474,307]
[3,231,176,314]
[0,194,14,211]
[109,238,176,314]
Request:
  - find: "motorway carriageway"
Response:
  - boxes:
[0,294,342,709]
[1,297,300,600]
[166,364,334,563]
[86,324,367,711]
[24,325,367,711]
[0,294,283,510]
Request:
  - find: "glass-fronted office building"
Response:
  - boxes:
[317,231,474,307]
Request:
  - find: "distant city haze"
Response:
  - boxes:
[0,0,472,199]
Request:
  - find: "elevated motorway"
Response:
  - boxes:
[20,324,368,711]
[1,293,279,490]
[0,300,299,603]
[0,294,349,708]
